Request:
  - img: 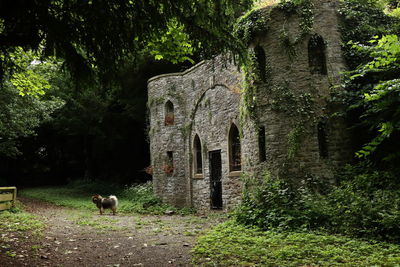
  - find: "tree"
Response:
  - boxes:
[346,35,400,166]
[0,0,254,82]
[0,49,64,157]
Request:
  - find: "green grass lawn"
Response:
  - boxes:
[192,220,400,267]
[19,181,193,215]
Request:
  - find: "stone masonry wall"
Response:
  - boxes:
[148,0,351,211]
[241,0,351,184]
[148,56,243,210]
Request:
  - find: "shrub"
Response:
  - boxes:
[235,165,400,242]
[192,220,400,267]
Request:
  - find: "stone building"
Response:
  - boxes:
[147,0,351,211]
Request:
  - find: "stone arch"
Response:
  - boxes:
[228,123,241,172]
[193,134,203,175]
[308,34,327,75]
[164,100,174,125]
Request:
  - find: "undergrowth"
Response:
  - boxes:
[235,164,400,242]
[20,180,194,215]
[192,220,400,267]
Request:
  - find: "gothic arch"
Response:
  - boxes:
[193,134,203,174]
[164,100,174,125]
[228,123,241,172]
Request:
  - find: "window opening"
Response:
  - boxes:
[165,101,174,125]
[164,151,174,175]
[308,34,327,75]
[229,124,241,171]
[317,120,328,158]
[258,126,266,162]
[254,45,267,82]
[194,134,203,174]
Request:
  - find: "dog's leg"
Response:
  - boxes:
[100,207,104,215]
[112,207,116,215]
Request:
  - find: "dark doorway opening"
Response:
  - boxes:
[209,150,222,209]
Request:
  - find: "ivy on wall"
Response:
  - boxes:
[237,0,316,158]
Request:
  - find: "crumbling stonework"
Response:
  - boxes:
[148,0,351,211]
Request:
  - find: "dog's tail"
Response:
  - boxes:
[109,195,118,207]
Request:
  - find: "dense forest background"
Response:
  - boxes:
[0,0,253,186]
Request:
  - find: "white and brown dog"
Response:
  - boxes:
[92,194,118,215]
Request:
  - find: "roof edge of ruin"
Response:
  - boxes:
[147,60,207,84]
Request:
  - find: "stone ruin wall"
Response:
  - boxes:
[148,0,352,210]
[241,0,351,185]
[148,57,244,209]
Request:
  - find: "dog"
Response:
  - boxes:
[92,194,118,215]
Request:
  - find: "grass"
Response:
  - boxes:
[20,180,194,215]
[0,202,45,236]
[192,220,400,267]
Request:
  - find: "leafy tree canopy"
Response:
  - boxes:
[0,49,64,157]
[0,0,254,82]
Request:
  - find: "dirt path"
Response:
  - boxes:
[0,198,224,267]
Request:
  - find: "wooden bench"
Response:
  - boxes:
[0,187,17,211]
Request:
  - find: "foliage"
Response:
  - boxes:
[0,49,64,157]
[0,0,254,81]
[20,180,194,215]
[234,8,270,46]
[345,35,400,164]
[338,0,400,167]
[278,0,314,37]
[147,19,195,64]
[235,165,400,242]
[192,220,400,266]
[339,0,399,68]
[236,171,317,231]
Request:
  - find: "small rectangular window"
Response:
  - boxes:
[258,126,266,162]
[164,151,174,175]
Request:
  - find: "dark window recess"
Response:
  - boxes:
[317,120,329,158]
[209,150,222,209]
[164,151,174,175]
[165,101,174,125]
[229,124,241,171]
[194,135,203,174]
[258,126,266,162]
[308,34,327,75]
[254,45,267,82]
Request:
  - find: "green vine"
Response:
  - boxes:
[287,124,305,159]
[234,8,270,46]
[278,0,314,60]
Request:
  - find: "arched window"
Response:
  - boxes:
[308,34,327,75]
[258,126,266,162]
[193,134,203,174]
[317,120,328,158]
[164,100,174,125]
[254,45,267,82]
[229,124,241,171]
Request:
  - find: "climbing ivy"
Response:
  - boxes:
[278,0,314,60]
[238,0,316,158]
[234,9,270,47]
